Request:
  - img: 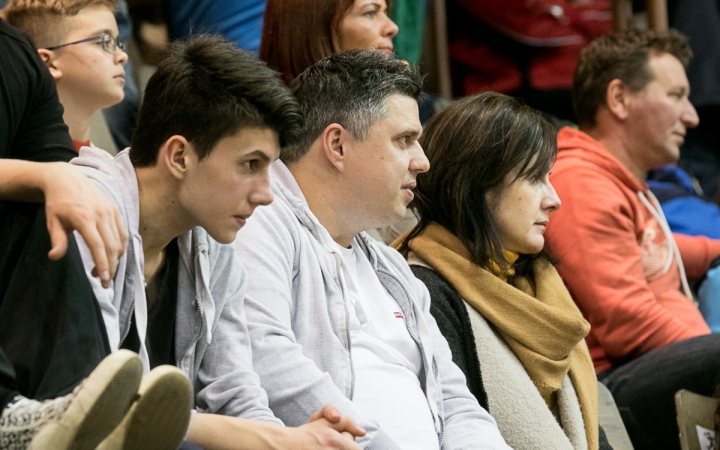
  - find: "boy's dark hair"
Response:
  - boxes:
[130,34,303,167]
[283,50,423,164]
[573,28,692,128]
[3,0,117,48]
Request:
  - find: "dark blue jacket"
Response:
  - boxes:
[648,165,720,239]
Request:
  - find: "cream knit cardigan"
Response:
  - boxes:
[467,304,589,450]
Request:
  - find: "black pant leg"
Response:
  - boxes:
[598,334,720,450]
[0,201,110,401]
[0,347,18,410]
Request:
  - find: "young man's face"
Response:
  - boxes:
[49,5,127,111]
[180,127,279,244]
[342,93,429,230]
[624,52,699,171]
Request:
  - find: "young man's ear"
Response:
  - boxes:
[37,49,62,80]
[160,136,192,180]
[606,78,630,121]
[321,123,347,173]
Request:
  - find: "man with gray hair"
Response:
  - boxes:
[235,51,510,449]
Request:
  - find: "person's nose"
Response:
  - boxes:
[249,171,274,207]
[544,180,561,212]
[409,142,430,174]
[681,98,699,129]
[383,16,399,39]
[115,46,129,66]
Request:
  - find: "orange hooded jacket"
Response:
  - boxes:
[546,127,718,373]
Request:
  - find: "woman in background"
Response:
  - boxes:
[396,92,611,450]
[260,0,397,84]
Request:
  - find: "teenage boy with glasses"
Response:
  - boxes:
[4,0,128,152]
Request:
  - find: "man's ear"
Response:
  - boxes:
[606,79,630,121]
[321,123,347,173]
[160,135,193,180]
[37,49,62,80]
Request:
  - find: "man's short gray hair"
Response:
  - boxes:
[283,50,424,163]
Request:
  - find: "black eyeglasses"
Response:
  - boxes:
[45,32,125,55]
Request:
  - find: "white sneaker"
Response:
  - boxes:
[96,365,193,450]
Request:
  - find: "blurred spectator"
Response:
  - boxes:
[389,0,426,66]
[167,0,264,54]
[102,0,138,150]
[669,0,720,199]
[260,0,397,84]
[648,165,720,240]
[447,0,611,121]
[5,0,129,151]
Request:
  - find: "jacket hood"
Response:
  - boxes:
[72,148,140,238]
[270,160,414,278]
[556,126,646,194]
[268,160,387,269]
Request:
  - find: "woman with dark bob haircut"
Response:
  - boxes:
[260,0,397,84]
[395,92,611,450]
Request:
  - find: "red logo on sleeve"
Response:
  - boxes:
[394,312,404,319]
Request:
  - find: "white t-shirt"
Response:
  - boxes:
[332,239,440,450]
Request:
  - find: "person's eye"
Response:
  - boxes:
[243,160,259,171]
[363,10,378,18]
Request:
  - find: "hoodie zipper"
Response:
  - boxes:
[377,266,445,445]
[333,253,356,401]
[176,298,205,368]
[118,302,135,348]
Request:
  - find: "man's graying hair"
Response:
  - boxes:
[283,50,424,163]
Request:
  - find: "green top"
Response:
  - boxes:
[390,0,427,65]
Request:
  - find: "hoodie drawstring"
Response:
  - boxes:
[637,190,694,301]
[132,235,151,374]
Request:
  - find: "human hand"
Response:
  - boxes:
[42,162,128,287]
[288,418,362,450]
[187,412,363,450]
[307,405,366,441]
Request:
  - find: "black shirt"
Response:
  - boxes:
[0,18,75,162]
[121,239,179,368]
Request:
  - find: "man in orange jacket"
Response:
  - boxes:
[545,29,720,450]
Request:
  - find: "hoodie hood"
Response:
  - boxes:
[268,160,388,269]
[268,160,325,244]
[556,126,647,194]
[72,147,140,240]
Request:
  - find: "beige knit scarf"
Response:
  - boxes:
[399,223,599,449]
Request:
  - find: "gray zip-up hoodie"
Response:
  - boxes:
[235,160,511,449]
[71,147,281,423]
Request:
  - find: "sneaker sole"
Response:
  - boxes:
[97,365,193,450]
[29,350,142,450]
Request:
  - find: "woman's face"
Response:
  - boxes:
[489,169,561,255]
[334,0,398,54]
